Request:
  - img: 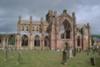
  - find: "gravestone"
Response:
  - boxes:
[17,50,22,64]
[62,49,67,64]
[69,47,73,58]
[90,57,95,66]
[61,42,69,64]
[4,46,8,61]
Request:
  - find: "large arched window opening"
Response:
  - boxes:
[60,24,65,39]
[8,35,15,45]
[34,35,40,47]
[22,35,28,46]
[60,20,71,39]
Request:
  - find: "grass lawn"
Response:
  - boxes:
[0,49,100,67]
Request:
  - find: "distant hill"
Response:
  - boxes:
[92,35,100,38]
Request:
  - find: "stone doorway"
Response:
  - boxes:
[44,36,50,48]
[77,36,80,47]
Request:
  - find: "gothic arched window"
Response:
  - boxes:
[60,20,71,39]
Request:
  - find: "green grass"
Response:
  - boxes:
[0,49,100,67]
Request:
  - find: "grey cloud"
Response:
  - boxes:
[75,4,100,34]
[0,0,99,34]
[0,20,17,32]
[76,0,100,6]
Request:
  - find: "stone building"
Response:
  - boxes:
[16,10,91,50]
[0,34,16,49]
[0,10,91,50]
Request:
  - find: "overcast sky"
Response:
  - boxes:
[0,0,99,34]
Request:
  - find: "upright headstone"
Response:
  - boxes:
[4,46,8,61]
[61,42,69,64]
[69,47,73,58]
[73,48,76,56]
[62,49,68,64]
[17,50,22,64]
[90,57,95,66]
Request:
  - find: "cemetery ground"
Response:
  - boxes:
[0,49,100,67]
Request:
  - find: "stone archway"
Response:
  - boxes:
[8,35,15,45]
[34,35,40,47]
[22,35,28,46]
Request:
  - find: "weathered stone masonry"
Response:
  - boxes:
[0,10,91,51]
